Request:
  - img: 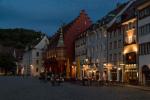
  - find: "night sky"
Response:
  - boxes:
[0,0,127,36]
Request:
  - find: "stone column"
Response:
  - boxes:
[122,67,124,82]
[117,69,119,81]
[108,69,111,81]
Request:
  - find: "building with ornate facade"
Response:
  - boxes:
[43,28,66,75]
[43,10,92,77]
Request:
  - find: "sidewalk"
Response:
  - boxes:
[117,84,150,91]
[69,80,150,91]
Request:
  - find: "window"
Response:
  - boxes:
[139,23,150,36]
[109,42,112,50]
[140,42,150,55]
[141,44,144,55]
[114,31,117,37]
[139,44,141,55]
[145,43,147,55]
[129,22,132,29]
[125,52,136,64]
[36,52,39,57]
[114,53,117,62]
[109,32,112,38]
[109,54,112,62]
[148,43,150,54]
[36,60,39,65]
[139,6,150,19]
[118,52,122,60]
[36,68,39,72]
[118,40,122,48]
[114,41,117,49]
[118,29,121,36]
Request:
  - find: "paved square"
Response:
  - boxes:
[0,76,150,100]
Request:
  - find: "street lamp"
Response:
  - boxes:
[85,59,88,63]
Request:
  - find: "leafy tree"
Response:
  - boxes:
[0,28,44,49]
[0,53,17,75]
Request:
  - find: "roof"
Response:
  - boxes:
[26,34,46,50]
[63,10,92,33]
[136,0,150,10]
[97,2,127,26]
[48,10,92,49]
[121,0,140,23]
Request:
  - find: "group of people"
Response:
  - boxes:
[39,72,64,86]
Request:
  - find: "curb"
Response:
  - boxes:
[116,84,150,91]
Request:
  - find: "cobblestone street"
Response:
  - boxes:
[0,76,150,100]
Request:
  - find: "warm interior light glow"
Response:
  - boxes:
[123,44,138,54]
[122,18,136,25]
[30,65,33,69]
[133,46,138,52]
[120,63,125,66]
[125,29,135,44]
[118,68,121,70]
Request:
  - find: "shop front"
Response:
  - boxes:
[142,65,150,86]
[124,52,138,84]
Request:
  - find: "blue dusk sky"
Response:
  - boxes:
[0,0,127,36]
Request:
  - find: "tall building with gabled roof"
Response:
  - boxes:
[43,10,92,76]
[63,10,92,63]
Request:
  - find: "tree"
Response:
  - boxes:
[0,28,44,49]
[0,53,17,75]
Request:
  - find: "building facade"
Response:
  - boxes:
[105,0,135,82]
[86,24,107,80]
[75,31,87,64]
[137,0,150,85]
[107,22,124,82]
[122,17,138,84]
[23,36,49,76]
[43,28,66,75]
[63,10,92,63]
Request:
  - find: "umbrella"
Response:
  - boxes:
[66,58,70,79]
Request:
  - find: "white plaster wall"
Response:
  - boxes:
[138,16,150,84]
[22,36,49,76]
[138,16,150,44]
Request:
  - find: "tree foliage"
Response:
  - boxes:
[0,28,44,49]
[0,28,45,75]
[0,53,16,74]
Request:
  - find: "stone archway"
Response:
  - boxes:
[142,65,150,85]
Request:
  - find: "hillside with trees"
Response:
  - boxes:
[0,28,45,49]
[0,28,46,75]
